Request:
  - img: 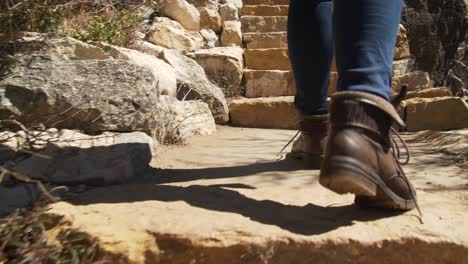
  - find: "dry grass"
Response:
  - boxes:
[0,199,109,264]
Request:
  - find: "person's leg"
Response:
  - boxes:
[287,0,333,165]
[333,0,402,99]
[320,0,419,213]
[288,0,333,115]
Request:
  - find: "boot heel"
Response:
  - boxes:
[320,156,378,196]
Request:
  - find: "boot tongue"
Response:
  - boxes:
[331,91,406,128]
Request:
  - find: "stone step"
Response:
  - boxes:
[243,5,289,16]
[240,16,288,33]
[243,0,289,5]
[244,48,291,70]
[229,96,299,129]
[244,70,338,98]
[243,32,288,49]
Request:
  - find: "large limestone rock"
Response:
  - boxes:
[160,49,229,124]
[405,87,452,100]
[243,5,289,16]
[243,32,288,49]
[393,58,414,77]
[400,97,468,131]
[188,47,244,96]
[244,70,295,98]
[104,46,177,97]
[186,0,219,10]
[160,0,200,31]
[0,57,164,135]
[244,48,291,70]
[219,3,239,21]
[199,29,219,48]
[392,71,432,94]
[394,24,411,60]
[220,0,243,9]
[159,96,216,142]
[221,21,242,47]
[229,97,299,129]
[0,32,111,60]
[128,40,166,57]
[199,7,222,33]
[146,17,204,51]
[8,130,154,186]
[241,16,288,33]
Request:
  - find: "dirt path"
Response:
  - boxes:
[51,127,467,263]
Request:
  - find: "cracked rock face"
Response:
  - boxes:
[402,0,467,86]
[0,57,162,135]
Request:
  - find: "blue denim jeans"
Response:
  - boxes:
[288,0,403,115]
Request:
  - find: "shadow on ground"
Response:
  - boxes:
[68,157,403,236]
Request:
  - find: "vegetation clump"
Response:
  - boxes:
[0,0,160,46]
[0,199,108,263]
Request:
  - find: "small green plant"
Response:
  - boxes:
[72,10,145,47]
[0,0,161,47]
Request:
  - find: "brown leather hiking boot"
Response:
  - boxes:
[319,91,418,211]
[287,114,328,168]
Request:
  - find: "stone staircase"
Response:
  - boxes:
[229,0,336,129]
[229,0,452,131]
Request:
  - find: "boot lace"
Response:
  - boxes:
[390,127,423,223]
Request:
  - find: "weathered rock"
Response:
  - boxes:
[392,71,432,93]
[219,3,239,21]
[393,58,415,77]
[405,87,452,100]
[243,32,288,49]
[200,29,219,48]
[243,5,289,16]
[244,71,337,98]
[128,40,165,57]
[160,49,229,123]
[244,70,295,98]
[186,0,218,10]
[159,96,216,142]
[394,24,411,60]
[220,0,242,9]
[244,48,291,70]
[0,32,111,60]
[241,16,288,33]
[199,7,222,33]
[229,97,299,129]
[221,21,242,47]
[400,97,468,131]
[146,17,204,51]
[0,57,164,135]
[402,0,467,85]
[160,0,200,31]
[9,130,154,186]
[104,46,177,97]
[188,47,244,96]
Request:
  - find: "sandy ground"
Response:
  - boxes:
[50,126,468,263]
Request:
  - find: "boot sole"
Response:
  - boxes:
[320,156,416,210]
[320,156,378,196]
